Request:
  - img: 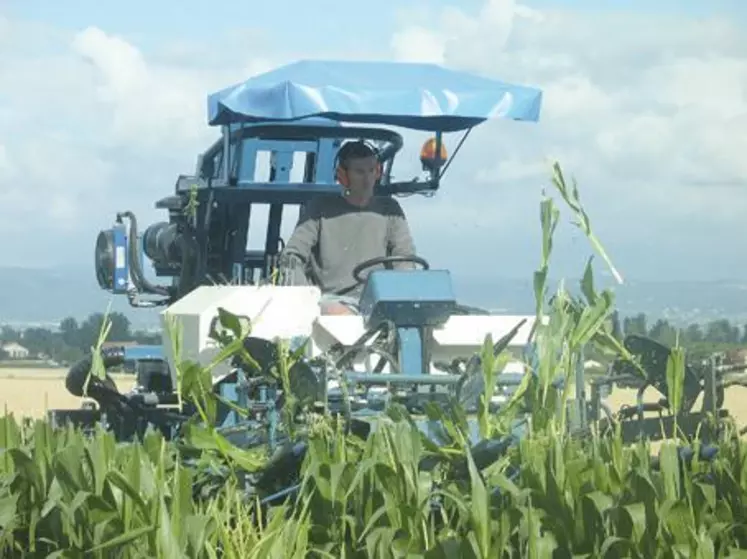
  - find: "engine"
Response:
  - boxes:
[142,222,182,270]
[93,191,201,308]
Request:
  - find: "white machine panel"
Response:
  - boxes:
[159,281,546,395]
[311,314,544,375]
[161,284,321,381]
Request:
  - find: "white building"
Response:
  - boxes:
[1,342,29,359]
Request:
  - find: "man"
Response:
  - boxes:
[277,140,416,315]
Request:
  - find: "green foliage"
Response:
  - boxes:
[3,412,747,556]
[0,311,160,365]
[0,416,214,557]
[2,161,747,556]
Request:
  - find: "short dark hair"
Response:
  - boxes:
[337,140,378,168]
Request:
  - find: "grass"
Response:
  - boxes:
[2,161,747,556]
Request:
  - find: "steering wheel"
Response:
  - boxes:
[351,255,429,284]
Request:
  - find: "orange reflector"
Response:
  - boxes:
[419,137,448,162]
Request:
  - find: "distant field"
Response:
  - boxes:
[2,368,746,432]
[0,368,136,418]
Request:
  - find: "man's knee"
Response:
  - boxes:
[319,295,360,315]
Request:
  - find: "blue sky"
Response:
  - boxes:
[0,0,745,285]
[9,0,746,32]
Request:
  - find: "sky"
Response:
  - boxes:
[0,0,745,286]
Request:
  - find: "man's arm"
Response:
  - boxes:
[277,205,320,285]
[387,200,417,268]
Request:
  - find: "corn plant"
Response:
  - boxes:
[2,162,746,556]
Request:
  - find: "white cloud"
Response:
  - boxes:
[70,26,213,151]
[390,2,747,279]
[391,0,523,66]
[0,19,280,265]
[390,26,445,64]
[0,3,744,281]
[0,144,12,177]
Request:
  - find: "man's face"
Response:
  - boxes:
[344,155,378,196]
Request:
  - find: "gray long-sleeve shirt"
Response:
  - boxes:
[277,194,416,299]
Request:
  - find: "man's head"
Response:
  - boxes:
[336,140,381,202]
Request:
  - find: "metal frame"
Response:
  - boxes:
[52,60,747,504]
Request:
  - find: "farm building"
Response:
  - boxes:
[1,342,29,359]
[726,348,747,365]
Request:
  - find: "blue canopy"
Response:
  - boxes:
[207,60,542,132]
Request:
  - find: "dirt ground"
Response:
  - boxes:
[1,368,746,432]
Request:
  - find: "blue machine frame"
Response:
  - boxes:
[81,59,545,449]
[359,269,457,378]
[94,59,542,308]
[55,60,739,504]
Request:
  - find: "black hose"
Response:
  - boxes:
[65,347,124,397]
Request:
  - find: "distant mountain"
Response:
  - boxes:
[0,266,745,330]
[452,276,747,327]
[0,266,161,331]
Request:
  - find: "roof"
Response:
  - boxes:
[207,59,543,131]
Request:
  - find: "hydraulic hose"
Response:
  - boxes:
[125,211,201,299]
[66,348,195,431]
[65,347,124,398]
[117,211,171,297]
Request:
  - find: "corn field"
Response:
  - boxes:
[2,163,746,557]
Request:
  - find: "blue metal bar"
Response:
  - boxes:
[260,483,301,505]
[218,382,239,428]
[398,327,424,376]
[343,373,461,385]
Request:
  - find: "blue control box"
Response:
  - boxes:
[359,269,457,328]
